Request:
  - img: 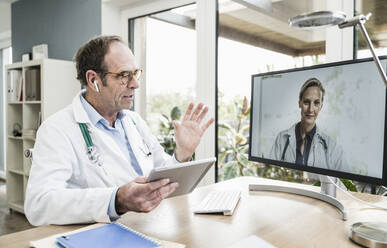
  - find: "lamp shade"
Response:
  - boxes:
[289,10,346,29]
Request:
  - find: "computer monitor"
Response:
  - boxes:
[249,56,387,186]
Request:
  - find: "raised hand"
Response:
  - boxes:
[173,103,214,162]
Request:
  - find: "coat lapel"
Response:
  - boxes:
[121,114,154,176]
[71,90,139,180]
[285,124,297,162]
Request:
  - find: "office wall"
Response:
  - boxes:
[11,0,101,62]
[102,2,121,36]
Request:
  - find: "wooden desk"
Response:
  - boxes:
[0,176,386,248]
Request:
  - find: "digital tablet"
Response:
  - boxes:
[146,157,216,198]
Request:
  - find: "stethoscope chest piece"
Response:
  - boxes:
[87,146,103,166]
[79,123,103,166]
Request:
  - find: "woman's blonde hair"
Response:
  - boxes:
[299,77,325,102]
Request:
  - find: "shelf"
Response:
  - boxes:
[5,62,23,70]
[24,140,34,176]
[8,135,23,140]
[21,59,43,68]
[23,136,36,141]
[23,104,41,130]
[8,201,24,213]
[8,169,24,176]
[7,139,23,172]
[24,101,41,104]
[5,58,80,217]
[6,173,24,213]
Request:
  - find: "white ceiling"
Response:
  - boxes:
[3,0,385,55]
[102,0,149,8]
[0,0,319,41]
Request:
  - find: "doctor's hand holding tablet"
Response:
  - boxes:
[115,103,214,214]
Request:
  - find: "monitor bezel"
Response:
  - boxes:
[249,56,387,186]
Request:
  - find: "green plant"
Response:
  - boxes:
[158,106,181,156]
[147,92,194,135]
[313,178,357,192]
[218,95,306,182]
[218,96,253,180]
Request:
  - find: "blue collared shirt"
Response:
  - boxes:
[80,94,143,220]
[295,122,316,166]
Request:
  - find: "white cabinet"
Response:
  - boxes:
[5,59,80,213]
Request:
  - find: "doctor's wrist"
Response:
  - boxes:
[174,149,192,163]
[115,187,128,215]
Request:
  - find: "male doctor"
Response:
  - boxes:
[24,36,214,226]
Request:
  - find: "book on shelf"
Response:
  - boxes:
[18,76,23,101]
[25,68,41,101]
[37,111,42,129]
[7,70,22,102]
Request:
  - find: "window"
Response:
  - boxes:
[129,4,197,155]
[217,0,327,181]
[145,9,196,134]
[355,0,387,58]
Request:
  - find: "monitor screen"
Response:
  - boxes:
[249,57,387,186]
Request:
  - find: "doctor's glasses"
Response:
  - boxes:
[104,69,143,86]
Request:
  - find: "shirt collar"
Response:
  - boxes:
[80,93,126,127]
[307,124,317,139]
[296,122,316,142]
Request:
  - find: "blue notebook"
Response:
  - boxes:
[56,223,161,248]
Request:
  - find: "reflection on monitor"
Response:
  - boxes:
[249,57,387,186]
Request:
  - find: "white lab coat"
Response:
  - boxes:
[269,123,349,172]
[25,90,173,226]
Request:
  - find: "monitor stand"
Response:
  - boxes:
[249,176,347,220]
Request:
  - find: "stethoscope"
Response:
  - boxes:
[79,123,103,166]
[78,120,152,167]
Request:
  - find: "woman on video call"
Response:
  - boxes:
[269,78,349,172]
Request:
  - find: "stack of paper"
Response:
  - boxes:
[7,70,22,102]
[25,68,41,101]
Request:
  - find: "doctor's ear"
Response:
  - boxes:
[93,79,100,93]
[85,70,101,93]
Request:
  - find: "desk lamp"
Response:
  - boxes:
[289,10,387,87]
[289,10,387,248]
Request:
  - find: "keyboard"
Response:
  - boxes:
[193,190,241,216]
